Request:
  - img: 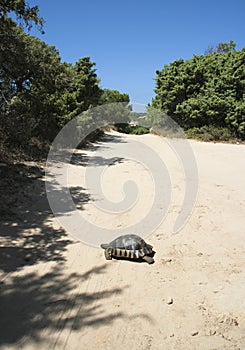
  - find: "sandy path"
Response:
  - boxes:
[0,132,244,349]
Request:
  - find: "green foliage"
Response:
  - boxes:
[0,0,44,31]
[0,2,132,156]
[114,123,149,135]
[100,89,130,104]
[71,57,103,114]
[113,123,131,134]
[0,27,105,149]
[129,126,149,135]
[152,43,245,140]
[76,102,131,140]
[186,126,233,142]
[1,25,73,144]
[205,40,236,55]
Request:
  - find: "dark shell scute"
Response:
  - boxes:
[108,234,149,251]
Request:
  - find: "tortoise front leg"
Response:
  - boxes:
[104,248,112,260]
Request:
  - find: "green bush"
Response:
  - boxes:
[130,126,149,135]
[114,123,149,135]
[114,123,131,134]
[152,44,245,141]
[186,126,233,141]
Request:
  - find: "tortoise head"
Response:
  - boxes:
[100,243,109,249]
[104,247,113,260]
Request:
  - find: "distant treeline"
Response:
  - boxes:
[0,1,129,158]
[1,2,244,161]
[152,41,245,141]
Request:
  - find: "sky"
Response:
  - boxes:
[29,0,245,105]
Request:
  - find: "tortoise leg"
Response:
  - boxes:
[143,255,154,264]
[104,248,112,260]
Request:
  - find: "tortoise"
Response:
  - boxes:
[100,234,155,264]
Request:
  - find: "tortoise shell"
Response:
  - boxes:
[100,234,154,264]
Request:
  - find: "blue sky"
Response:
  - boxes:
[30,0,245,105]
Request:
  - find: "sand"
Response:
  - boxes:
[0,131,244,349]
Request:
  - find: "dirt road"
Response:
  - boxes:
[0,132,244,349]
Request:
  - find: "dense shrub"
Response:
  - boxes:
[152,43,245,141]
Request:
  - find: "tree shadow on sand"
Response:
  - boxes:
[0,263,152,347]
[0,134,153,347]
[0,133,128,273]
[0,163,90,273]
[70,133,127,167]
